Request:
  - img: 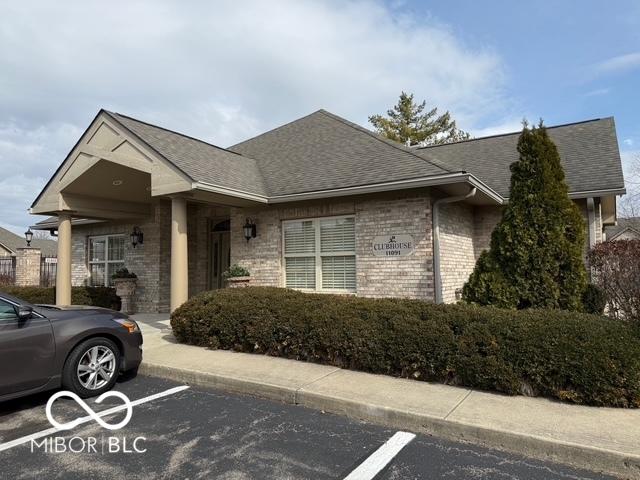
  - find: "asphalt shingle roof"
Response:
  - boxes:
[413,118,625,198]
[94,110,623,201]
[606,217,640,239]
[106,112,269,196]
[229,110,452,196]
[0,227,57,256]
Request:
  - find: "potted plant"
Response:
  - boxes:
[111,267,137,314]
[223,264,251,288]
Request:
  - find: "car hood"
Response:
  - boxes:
[33,304,126,320]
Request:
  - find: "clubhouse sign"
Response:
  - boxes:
[372,234,415,257]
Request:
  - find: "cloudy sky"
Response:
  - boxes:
[1,0,639,233]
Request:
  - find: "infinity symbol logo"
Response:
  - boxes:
[46,390,133,431]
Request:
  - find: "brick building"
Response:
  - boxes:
[30,109,625,312]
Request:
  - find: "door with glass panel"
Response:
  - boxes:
[88,235,125,286]
[209,220,231,290]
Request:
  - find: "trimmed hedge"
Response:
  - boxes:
[2,286,120,310]
[171,287,640,408]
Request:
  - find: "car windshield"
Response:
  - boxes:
[0,291,34,308]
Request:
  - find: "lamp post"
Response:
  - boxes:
[24,228,33,247]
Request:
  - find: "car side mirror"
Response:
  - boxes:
[16,305,33,321]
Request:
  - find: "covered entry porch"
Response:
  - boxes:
[30,110,264,312]
[34,198,234,313]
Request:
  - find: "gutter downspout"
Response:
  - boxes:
[433,187,477,304]
[586,197,596,249]
[586,197,597,283]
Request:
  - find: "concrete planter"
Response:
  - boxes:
[113,277,137,314]
[225,276,251,288]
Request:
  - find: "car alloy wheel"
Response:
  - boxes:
[76,345,117,390]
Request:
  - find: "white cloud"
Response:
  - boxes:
[584,88,610,97]
[0,0,508,229]
[594,52,640,75]
[623,138,634,147]
[471,118,524,138]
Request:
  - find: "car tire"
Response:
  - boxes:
[62,337,121,398]
[120,366,139,381]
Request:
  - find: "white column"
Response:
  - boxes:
[170,196,189,312]
[56,214,72,305]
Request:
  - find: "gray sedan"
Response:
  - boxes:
[0,292,142,401]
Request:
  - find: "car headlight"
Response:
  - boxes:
[113,318,140,333]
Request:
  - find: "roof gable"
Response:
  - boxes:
[606,217,640,240]
[414,118,625,198]
[230,110,452,196]
[31,110,193,213]
[107,112,268,197]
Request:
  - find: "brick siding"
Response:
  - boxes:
[65,191,605,311]
[230,191,435,301]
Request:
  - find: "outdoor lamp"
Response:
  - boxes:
[130,227,144,248]
[24,228,33,247]
[243,219,257,242]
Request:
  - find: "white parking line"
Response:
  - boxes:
[0,385,189,453]
[343,431,416,480]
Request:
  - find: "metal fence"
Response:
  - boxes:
[40,256,57,287]
[0,256,16,285]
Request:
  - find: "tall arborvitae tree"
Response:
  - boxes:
[462,121,587,311]
[369,92,470,146]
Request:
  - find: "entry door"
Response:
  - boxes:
[209,231,231,290]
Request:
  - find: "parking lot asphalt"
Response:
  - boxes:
[0,375,614,480]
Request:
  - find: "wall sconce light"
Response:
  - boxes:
[243,218,257,242]
[24,228,33,247]
[130,226,144,248]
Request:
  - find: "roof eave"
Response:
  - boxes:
[567,188,627,199]
[266,173,504,205]
[193,182,269,204]
[197,172,505,205]
[30,218,105,230]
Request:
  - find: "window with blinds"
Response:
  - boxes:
[283,216,356,292]
[88,234,125,286]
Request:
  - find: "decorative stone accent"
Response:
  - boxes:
[225,276,251,288]
[15,247,41,287]
[113,278,137,314]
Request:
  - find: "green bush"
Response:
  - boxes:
[463,122,587,310]
[171,287,640,408]
[2,286,120,310]
[582,284,607,315]
[222,264,250,279]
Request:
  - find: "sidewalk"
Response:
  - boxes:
[133,314,640,479]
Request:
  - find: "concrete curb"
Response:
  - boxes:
[139,362,640,479]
